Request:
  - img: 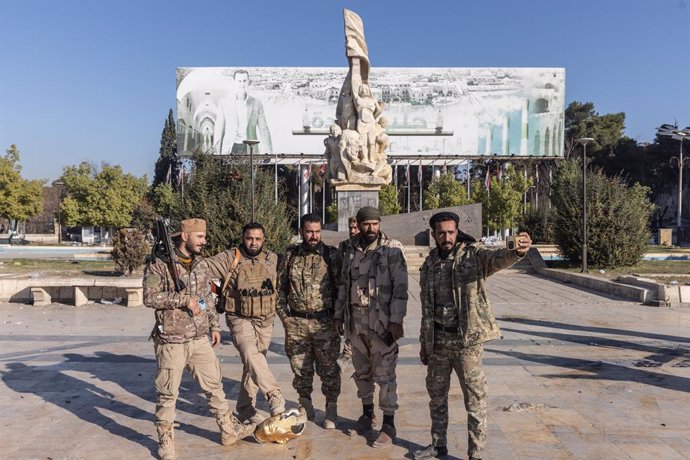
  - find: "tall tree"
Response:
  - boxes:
[59,162,148,229]
[0,145,44,222]
[379,183,402,215]
[551,159,653,268]
[179,152,294,254]
[153,109,179,188]
[471,164,531,234]
[423,173,470,209]
[564,101,625,157]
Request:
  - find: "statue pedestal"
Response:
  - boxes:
[334,184,381,232]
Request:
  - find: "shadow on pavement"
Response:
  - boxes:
[499,317,690,344]
[1,350,245,451]
[488,348,690,394]
[1,361,159,454]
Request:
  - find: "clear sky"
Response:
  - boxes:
[1,0,688,181]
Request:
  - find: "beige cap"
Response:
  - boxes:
[171,218,206,237]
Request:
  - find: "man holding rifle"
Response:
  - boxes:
[143,218,253,460]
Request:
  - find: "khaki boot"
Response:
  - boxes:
[236,406,263,425]
[218,410,256,446]
[267,390,286,416]
[156,422,175,460]
[323,402,337,429]
[298,397,315,421]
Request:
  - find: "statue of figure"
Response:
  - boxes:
[339,129,362,174]
[325,8,392,187]
[375,116,390,160]
[324,124,346,181]
[335,70,357,131]
[351,58,382,166]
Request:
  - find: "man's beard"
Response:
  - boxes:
[243,244,263,257]
[362,231,378,244]
[437,241,455,257]
[304,239,320,251]
[185,241,202,256]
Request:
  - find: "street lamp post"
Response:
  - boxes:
[657,124,690,228]
[243,139,260,222]
[52,180,65,244]
[576,138,594,273]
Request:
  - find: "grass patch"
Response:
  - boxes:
[546,259,690,275]
[0,259,121,277]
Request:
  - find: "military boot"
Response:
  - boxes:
[237,406,263,424]
[156,422,175,460]
[298,397,315,421]
[267,390,286,416]
[323,401,338,429]
[218,410,256,446]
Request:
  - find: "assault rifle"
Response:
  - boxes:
[152,217,186,292]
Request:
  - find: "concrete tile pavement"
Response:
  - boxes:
[0,271,688,459]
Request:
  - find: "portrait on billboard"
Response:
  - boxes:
[176,67,565,158]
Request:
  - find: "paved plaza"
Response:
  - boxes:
[1,271,689,459]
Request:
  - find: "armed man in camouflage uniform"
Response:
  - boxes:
[143,218,253,460]
[277,213,342,429]
[336,216,359,369]
[206,222,285,424]
[335,206,408,449]
[414,212,532,460]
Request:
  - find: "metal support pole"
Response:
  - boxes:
[274,151,278,204]
[583,145,588,273]
[678,140,683,227]
[322,179,326,224]
[419,164,423,211]
[576,138,593,273]
[243,140,259,222]
[466,160,471,197]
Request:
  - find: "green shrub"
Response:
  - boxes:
[551,159,653,268]
[112,228,149,275]
[518,206,554,244]
[326,202,338,223]
[423,173,470,209]
[379,183,401,215]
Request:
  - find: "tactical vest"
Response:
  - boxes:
[225,249,278,317]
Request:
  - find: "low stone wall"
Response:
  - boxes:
[0,276,143,306]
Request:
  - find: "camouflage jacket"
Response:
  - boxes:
[335,232,408,337]
[143,256,220,344]
[419,242,522,351]
[337,237,354,258]
[276,242,342,320]
[206,247,279,318]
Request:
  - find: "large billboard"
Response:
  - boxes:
[176,67,565,158]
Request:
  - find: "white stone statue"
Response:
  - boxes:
[326,9,391,187]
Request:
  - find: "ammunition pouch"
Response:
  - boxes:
[237,288,277,317]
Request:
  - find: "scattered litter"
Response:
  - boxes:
[15,322,23,325]
[670,280,679,285]
[672,360,690,368]
[502,402,545,412]
[599,269,605,274]
[100,297,123,305]
[30,272,40,278]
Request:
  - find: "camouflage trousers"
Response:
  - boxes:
[153,336,230,425]
[284,316,341,401]
[426,332,486,458]
[350,330,399,415]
